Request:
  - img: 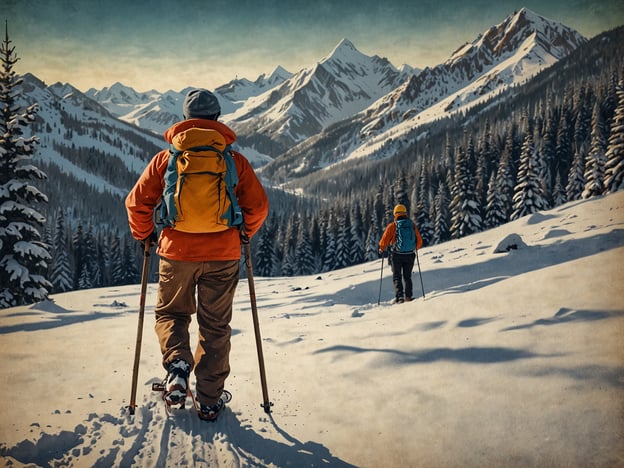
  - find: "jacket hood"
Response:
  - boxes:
[164,119,236,145]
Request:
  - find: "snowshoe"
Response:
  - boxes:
[197,390,232,422]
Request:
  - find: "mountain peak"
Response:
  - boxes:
[324,38,363,62]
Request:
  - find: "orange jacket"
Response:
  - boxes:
[379,215,423,253]
[125,119,269,262]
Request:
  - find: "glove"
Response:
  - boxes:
[141,230,158,251]
[378,249,384,257]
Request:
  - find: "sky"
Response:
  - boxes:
[3,0,623,93]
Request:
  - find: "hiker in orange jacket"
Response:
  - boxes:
[379,204,423,303]
[125,89,269,421]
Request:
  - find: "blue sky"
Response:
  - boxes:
[3,0,622,93]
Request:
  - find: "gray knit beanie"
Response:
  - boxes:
[182,89,221,120]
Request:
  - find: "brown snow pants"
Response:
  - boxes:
[154,257,239,406]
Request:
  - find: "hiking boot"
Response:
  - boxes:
[198,399,226,422]
[164,359,190,406]
[405,296,413,302]
[392,297,405,304]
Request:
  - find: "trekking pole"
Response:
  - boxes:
[377,252,385,305]
[241,230,273,413]
[415,248,426,300]
[128,241,151,415]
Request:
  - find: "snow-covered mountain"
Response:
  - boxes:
[22,74,163,197]
[86,67,293,136]
[82,8,585,180]
[258,8,587,179]
[223,38,411,154]
[215,65,293,103]
[359,8,586,140]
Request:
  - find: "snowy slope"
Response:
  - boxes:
[22,74,163,197]
[1,191,622,467]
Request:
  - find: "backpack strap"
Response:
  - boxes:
[159,144,182,228]
[222,145,244,228]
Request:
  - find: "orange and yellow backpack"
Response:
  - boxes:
[159,127,244,233]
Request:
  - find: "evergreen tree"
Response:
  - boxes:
[72,221,84,289]
[566,148,585,201]
[475,121,494,213]
[281,248,297,276]
[450,145,482,238]
[81,223,101,288]
[555,94,574,190]
[485,135,515,227]
[321,209,337,272]
[432,181,450,244]
[540,93,559,204]
[295,222,315,275]
[109,233,125,285]
[415,162,433,246]
[511,129,549,219]
[364,216,380,261]
[573,83,593,153]
[121,237,138,284]
[0,24,51,307]
[394,170,410,214]
[582,103,607,198]
[348,205,365,266]
[50,209,72,293]
[373,185,385,233]
[552,173,567,207]
[333,210,351,269]
[604,77,624,192]
[255,217,278,277]
[484,172,505,229]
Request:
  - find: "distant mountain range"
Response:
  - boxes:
[17,7,591,229]
[78,8,585,182]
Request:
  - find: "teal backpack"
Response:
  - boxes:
[394,218,416,253]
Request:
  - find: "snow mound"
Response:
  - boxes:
[493,233,528,253]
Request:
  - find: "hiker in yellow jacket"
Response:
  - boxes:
[379,204,423,303]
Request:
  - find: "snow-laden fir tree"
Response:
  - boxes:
[0,23,51,307]
[432,180,450,244]
[511,128,549,219]
[295,222,315,275]
[348,207,365,266]
[582,103,607,198]
[566,147,586,201]
[364,216,379,261]
[414,162,433,246]
[450,145,482,238]
[333,211,351,270]
[604,76,624,192]
[321,209,337,272]
[255,216,278,277]
[109,232,125,285]
[50,208,72,293]
[485,134,515,228]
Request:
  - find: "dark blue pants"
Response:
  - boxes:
[390,252,415,300]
